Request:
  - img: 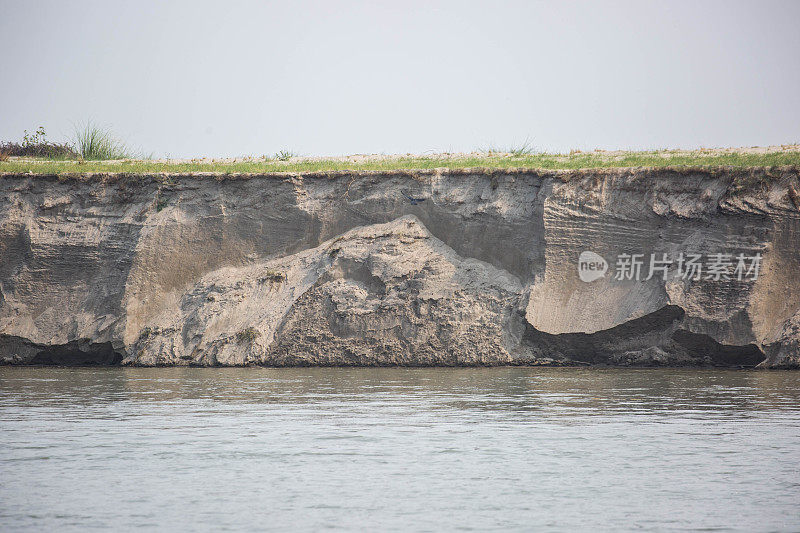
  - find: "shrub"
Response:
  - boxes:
[0,126,79,159]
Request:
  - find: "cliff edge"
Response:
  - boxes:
[1,166,798,367]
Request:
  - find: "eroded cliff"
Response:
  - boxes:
[0,167,798,367]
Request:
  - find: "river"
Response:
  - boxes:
[1,367,798,531]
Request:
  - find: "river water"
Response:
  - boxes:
[1,367,799,531]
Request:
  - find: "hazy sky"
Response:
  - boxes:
[2,0,799,158]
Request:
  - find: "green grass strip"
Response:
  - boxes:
[2,149,800,175]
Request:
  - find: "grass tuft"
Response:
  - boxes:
[275,150,297,161]
[74,122,130,160]
[508,140,535,156]
[482,140,536,156]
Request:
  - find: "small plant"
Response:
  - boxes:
[139,326,153,340]
[236,327,260,344]
[275,150,296,161]
[22,126,47,148]
[74,122,130,160]
[259,270,286,283]
[156,193,169,212]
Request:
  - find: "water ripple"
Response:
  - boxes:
[1,367,799,531]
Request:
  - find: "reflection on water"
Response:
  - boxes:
[1,367,799,531]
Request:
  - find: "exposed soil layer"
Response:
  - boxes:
[0,167,798,367]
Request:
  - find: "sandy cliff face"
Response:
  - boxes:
[0,167,798,367]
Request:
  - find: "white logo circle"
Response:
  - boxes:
[578,251,608,282]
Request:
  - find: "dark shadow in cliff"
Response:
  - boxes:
[522,305,766,367]
[0,335,123,366]
[671,330,764,367]
[30,342,123,366]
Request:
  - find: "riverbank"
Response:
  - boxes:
[1,162,798,367]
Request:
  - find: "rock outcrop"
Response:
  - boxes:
[0,167,798,367]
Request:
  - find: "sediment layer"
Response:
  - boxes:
[0,166,798,367]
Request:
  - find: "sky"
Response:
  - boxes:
[2,0,799,158]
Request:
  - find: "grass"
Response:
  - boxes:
[1,148,799,175]
[508,141,535,156]
[483,140,535,156]
[274,149,297,161]
[73,122,130,160]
